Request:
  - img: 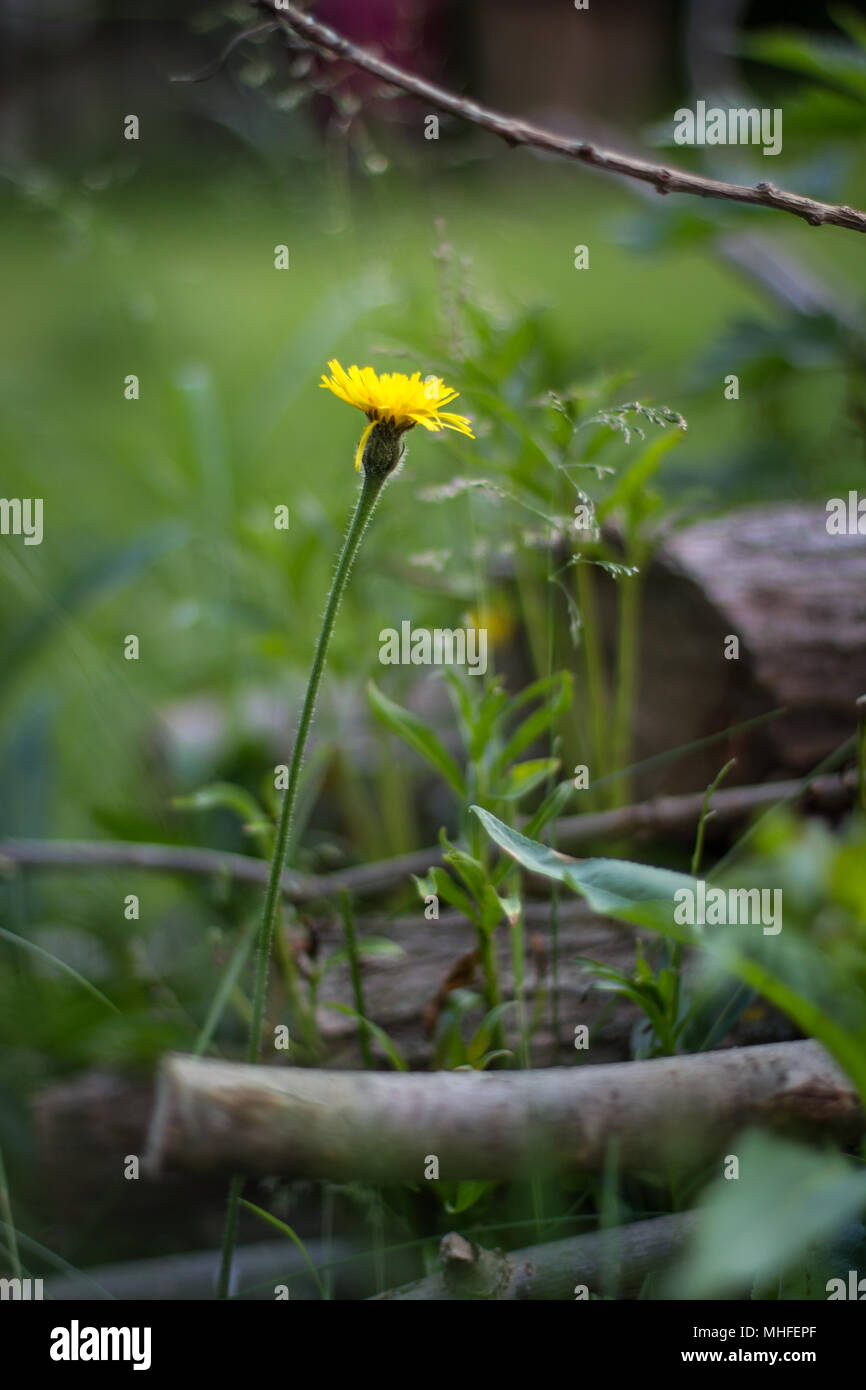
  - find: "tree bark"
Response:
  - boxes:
[373,1212,698,1300]
[146,1040,862,1184]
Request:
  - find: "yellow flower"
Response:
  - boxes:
[320,359,474,471]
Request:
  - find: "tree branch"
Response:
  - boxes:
[373,1213,697,1300]
[0,770,855,904]
[146,1041,862,1183]
[389,1213,695,1300]
[249,0,866,234]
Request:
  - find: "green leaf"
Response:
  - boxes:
[522,778,575,840]
[473,806,866,1103]
[0,927,119,1016]
[323,1003,408,1071]
[479,884,510,934]
[743,28,866,103]
[494,757,561,801]
[192,922,256,1057]
[0,524,188,692]
[470,806,694,918]
[367,681,466,797]
[664,1133,866,1299]
[476,1049,514,1070]
[833,5,866,54]
[321,938,406,975]
[414,867,478,924]
[494,671,572,774]
[596,428,684,524]
[470,684,509,764]
[442,846,488,902]
[172,782,273,854]
[238,1201,327,1299]
[468,1001,516,1064]
[442,669,476,751]
[443,1180,496,1215]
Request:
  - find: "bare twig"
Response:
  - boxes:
[146,1041,862,1182]
[245,0,866,234]
[0,770,856,904]
[556,768,857,849]
[373,1212,698,1300]
[171,21,279,84]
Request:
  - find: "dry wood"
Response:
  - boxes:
[373,1212,698,1301]
[147,1040,862,1184]
[574,504,866,794]
[663,505,866,776]
[313,900,795,1069]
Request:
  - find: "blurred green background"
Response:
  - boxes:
[1,0,866,1275]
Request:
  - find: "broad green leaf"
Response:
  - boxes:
[472,806,866,1103]
[664,1133,866,1299]
[471,805,694,917]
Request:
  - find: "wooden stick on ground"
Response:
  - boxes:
[146,1041,862,1184]
[373,1212,698,1301]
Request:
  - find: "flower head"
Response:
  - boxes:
[320,359,474,472]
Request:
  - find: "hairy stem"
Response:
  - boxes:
[217,468,386,1299]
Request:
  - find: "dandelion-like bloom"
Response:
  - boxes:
[320,359,474,474]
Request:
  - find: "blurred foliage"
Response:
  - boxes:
[2,0,866,1284]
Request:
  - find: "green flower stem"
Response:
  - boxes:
[610,560,641,810]
[217,467,386,1300]
[340,890,374,1071]
[574,562,610,800]
[478,926,504,1044]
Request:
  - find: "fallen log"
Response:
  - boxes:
[146,1040,862,1184]
[372,1212,698,1301]
[599,503,866,793]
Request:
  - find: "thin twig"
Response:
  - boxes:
[171,22,279,84]
[247,0,866,234]
[0,769,856,904]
